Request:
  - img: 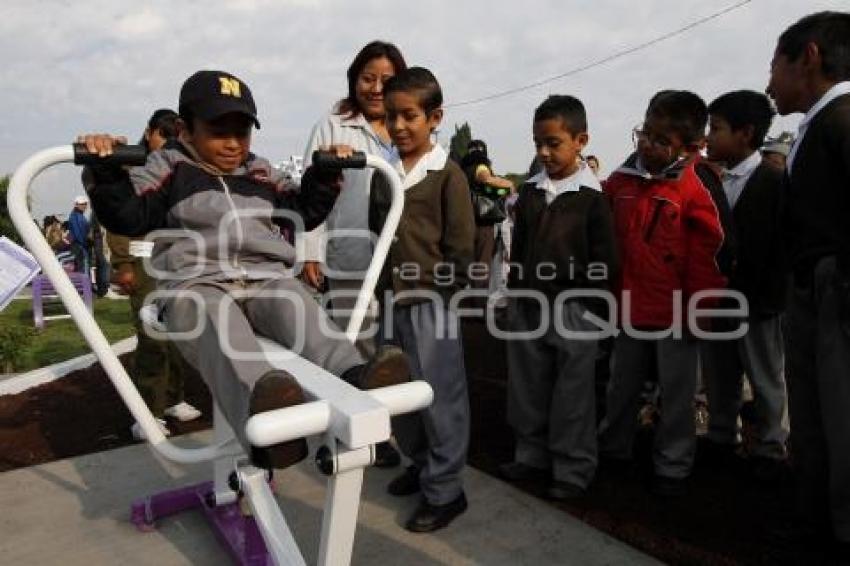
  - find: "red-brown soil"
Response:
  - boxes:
[0,321,823,565]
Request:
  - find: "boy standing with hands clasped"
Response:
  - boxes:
[499,95,618,500]
[368,67,475,533]
[701,90,788,476]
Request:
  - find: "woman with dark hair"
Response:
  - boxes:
[301,40,408,468]
[302,41,406,292]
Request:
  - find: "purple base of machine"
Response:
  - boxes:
[130,481,271,565]
[31,271,92,329]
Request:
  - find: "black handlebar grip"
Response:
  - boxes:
[311,150,367,170]
[73,143,148,167]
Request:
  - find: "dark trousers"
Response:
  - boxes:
[600,333,699,479]
[786,256,850,541]
[70,242,89,275]
[506,299,599,488]
[381,301,469,505]
[130,262,185,417]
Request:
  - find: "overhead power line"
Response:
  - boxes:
[446,0,754,108]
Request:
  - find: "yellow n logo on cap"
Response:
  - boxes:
[219,77,241,98]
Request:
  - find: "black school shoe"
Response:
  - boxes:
[248,370,309,470]
[374,441,401,468]
[749,455,788,484]
[650,474,688,498]
[342,346,412,390]
[498,461,548,482]
[405,492,468,533]
[696,437,742,470]
[388,466,421,496]
[547,480,586,501]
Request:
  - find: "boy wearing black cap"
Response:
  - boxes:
[79,70,411,469]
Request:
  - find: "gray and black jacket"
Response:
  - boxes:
[83,141,339,287]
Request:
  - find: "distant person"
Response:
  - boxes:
[586,154,601,177]
[101,108,202,440]
[44,215,73,267]
[499,95,618,500]
[89,214,110,297]
[760,136,792,171]
[599,90,726,498]
[702,90,788,478]
[766,11,850,556]
[68,195,90,274]
[460,139,514,303]
[43,215,66,252]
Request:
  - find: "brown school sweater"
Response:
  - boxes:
[369,159,475,306]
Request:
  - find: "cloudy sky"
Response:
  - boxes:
[1,0,845,220]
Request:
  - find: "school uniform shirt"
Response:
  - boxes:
[509,163,618,306]
[302,109,397,272]
[722,151,762,209]
[369,143,476,304]
[787,81,850,174]
[532,160,601,203]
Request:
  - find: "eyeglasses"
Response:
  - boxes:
[632,125,674,151]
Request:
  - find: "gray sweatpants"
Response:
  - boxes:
[381,301,469,506]
[700,315,788,459]
[786,256,850,542]
[600,333,699,479]
[165,277,364,451]
[506,299,599,489]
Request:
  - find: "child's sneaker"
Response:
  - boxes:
[249,369,309,470]
[163,401,202,422]
[139,304,166,332]
[131,418,170,441]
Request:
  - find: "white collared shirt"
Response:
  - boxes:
[722,151,762,209]
[787,81,850,173]
[391,143,448,190]
[527,161,601,204]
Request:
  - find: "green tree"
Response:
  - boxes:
[0,175,23,245]
[0,175,34,245]
[448,122,473,164]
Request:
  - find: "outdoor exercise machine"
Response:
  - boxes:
[7,144,432,566]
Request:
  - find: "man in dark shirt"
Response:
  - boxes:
[766,10,850,555]
[68,195,90,274]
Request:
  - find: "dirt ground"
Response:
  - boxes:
[0,321,824,565]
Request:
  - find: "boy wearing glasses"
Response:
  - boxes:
[599,90,726,497]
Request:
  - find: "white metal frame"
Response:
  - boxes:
[7,147,432,566]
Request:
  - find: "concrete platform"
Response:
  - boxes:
[0,434,660,565]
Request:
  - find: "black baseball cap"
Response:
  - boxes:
[178,70,260,128]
